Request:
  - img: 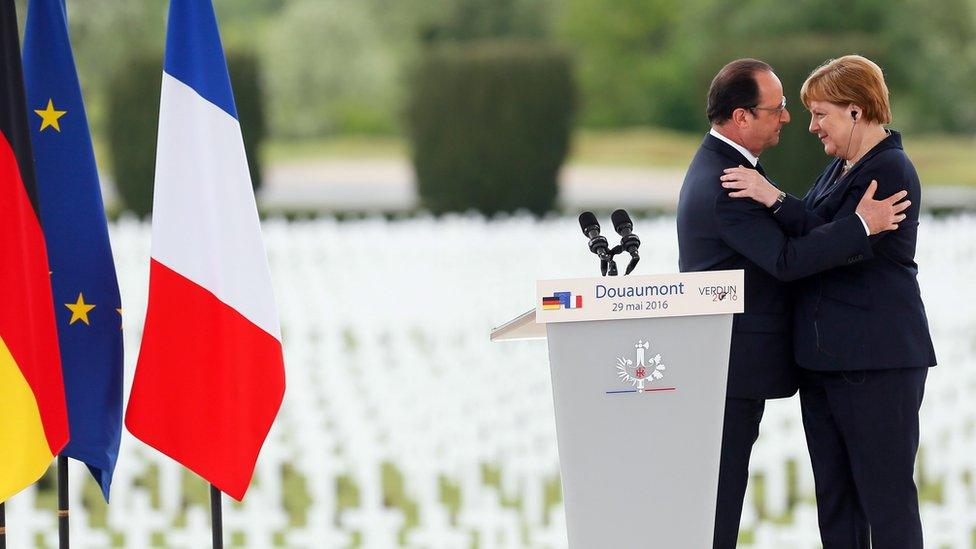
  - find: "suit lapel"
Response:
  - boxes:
[701,135,784,190]
[811,131,903,209]
[810,159,846,209]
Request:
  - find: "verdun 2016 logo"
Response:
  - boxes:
[607,339,675,395]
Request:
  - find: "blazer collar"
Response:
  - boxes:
[702,133,758,169]
[708,128,759,166]
[812,130,903,208]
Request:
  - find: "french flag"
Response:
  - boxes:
[124,0,285,501]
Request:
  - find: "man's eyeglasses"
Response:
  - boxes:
[748,96,787,115]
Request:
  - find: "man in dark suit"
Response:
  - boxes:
[675,58,909,548]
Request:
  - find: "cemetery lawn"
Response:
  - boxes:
[264,128,976,187]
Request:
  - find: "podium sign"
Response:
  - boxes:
[496,270,743,548]
[536,270,742,324]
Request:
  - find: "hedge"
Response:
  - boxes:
[108,51,267,217]
[406,41,575,215]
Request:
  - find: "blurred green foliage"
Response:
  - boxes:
[54,0,976,144]
[107,51,267,217]
[415,0,553,43]
[263,0,399,137]
[406,41,575,215]
[552,0,704,128]
[232,53,269,193]
[106,54,160,218]
[680,0,976,193]
[557,0,976,135]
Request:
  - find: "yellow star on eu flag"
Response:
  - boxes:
[65,293,96,325]
[34,99,67,132]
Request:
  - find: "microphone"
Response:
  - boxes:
[611,209,640,275]
[578,211,615,275]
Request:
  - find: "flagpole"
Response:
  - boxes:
[0,500,6,549]
[209,484,223,548]
[58,456,69,549]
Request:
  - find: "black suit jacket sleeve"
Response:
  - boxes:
[774,163,904,245]
[713,190,873,282]
[772,193,828,236]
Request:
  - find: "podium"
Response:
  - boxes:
[492,270,744,548]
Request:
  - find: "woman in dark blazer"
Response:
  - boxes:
[719,55,936,549]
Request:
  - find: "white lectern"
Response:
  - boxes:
[492,270,744,548]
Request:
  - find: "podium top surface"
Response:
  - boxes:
[491,270,743,342]
[489,309,544,342]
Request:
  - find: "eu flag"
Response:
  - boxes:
[23,0,123,501]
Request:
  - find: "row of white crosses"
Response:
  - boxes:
[3,214,974,548]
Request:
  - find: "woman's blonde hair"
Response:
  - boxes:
[800,55,891,124]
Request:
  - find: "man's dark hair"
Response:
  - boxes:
[706,59,773,124]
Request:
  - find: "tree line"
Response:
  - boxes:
[54,0,976,140]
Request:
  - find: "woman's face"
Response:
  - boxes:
[807,100,855,159]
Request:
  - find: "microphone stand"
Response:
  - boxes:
[624,255,639,275]
[619,233,640,275]
[609,209,641,276]
[588,235,615,276]
[604,245,622,276]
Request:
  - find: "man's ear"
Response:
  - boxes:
[731,107,750,128]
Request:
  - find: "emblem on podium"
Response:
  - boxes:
[610,339,673,395]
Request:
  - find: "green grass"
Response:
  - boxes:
[569,128,701,168]
[24,457,970,547]
[95,127,976,187]
[261,127,976,186]
[264,135,407,163]
[903,134,976,186]
[260,128,702,167]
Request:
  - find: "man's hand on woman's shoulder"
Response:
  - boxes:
[855,180,910,235]
[720,166,780,207]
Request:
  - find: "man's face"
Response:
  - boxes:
[743,70,791,154]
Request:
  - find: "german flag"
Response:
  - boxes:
[0,0,69,503]
[542,296,562,310]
